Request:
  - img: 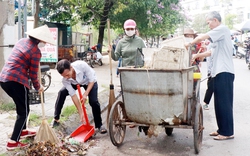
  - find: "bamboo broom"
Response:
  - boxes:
[34,64,60,144]
[106,19,116,126]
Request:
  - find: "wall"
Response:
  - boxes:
[0,0,16,104]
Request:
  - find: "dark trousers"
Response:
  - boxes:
[54,82,102,128]
[0,81,29,142]
[213,72,234,136]
[203,75,214,104]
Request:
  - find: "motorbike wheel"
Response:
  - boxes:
[41,73,51,91]
[98,59,103,66]
[89,60,94,68]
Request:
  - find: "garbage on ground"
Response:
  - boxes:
[21,133,97,156]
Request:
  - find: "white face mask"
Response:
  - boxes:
[38,42,46,48]
[185,37,193,42]
[125,30,136,37]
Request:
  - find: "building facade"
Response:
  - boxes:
[180,0,250,25]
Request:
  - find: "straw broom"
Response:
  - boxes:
[106,18,116,125]
[34,64,60,144]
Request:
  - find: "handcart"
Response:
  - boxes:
[108,67,203,154]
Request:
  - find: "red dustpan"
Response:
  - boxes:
[70,84,95,142]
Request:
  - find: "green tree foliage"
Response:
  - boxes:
[40,0,79,25]
[39,0,183,51]
[225,14,237,29]
[109,0,182,37]
[191,14,209,33]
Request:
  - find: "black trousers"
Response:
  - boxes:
[54,82,103,129]
[0,81,29,142]
[203,75,214,104]
[213,72,234,136]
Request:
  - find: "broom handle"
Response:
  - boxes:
[107,19,113,84]
[77,84,90,125]
[38,64,45,119]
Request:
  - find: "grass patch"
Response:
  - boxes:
[0,103,16,111]
[47,117,54,124]
[29,113,41,127]
[60,105,77,122]
[101,84,109,89]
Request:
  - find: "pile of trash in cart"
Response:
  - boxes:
[143,36,189,70]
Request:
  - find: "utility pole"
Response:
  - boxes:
[18,0,27,39]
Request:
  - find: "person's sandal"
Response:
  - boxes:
[99,126,107,134]
[209,131,219,136]
[213,135,234,140]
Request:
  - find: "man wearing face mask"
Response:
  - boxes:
[0,25,55,150]
[111,19,146,67]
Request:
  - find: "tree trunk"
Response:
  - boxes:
[157,35,160,48]
[33,0,40,28]
[97,0,113,53]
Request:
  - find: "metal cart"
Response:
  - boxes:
[108,67,203,154]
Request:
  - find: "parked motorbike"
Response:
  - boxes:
[87,47,103,68]
[77,45,103,68]
[40,65,51,91]
[243,39,250,70]
[236,47,245,59]
[29,65,51,92]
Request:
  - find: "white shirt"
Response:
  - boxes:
[207,24,234,77]
[206,44,213,74]
[62,60,97,96]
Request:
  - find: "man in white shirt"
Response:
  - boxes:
[186,11,234,141]
[52,59,107,134]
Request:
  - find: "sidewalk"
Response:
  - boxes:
[0,55,121,154]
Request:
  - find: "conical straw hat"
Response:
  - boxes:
[25,25,56,45]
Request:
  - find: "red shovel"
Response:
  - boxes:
[70,84,95,142]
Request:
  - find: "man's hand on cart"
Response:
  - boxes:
[184,42,192,50]
[191,54,198,64]
[191,49,212,64]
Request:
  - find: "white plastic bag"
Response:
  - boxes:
[96,52,102,59]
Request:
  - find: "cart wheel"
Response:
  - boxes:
[165,128,173,136]
[109,101,126,146]
[193,104,203,154]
